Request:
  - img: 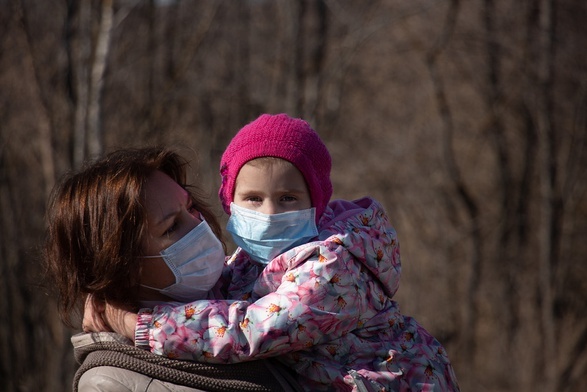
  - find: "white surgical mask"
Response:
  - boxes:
[141,220,225,303]
[226,203,318,265]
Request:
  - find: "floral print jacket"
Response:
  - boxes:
[135,197,459,391]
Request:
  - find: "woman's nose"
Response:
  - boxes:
[183,208,202,229]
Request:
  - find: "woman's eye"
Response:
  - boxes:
[163,221,177,236]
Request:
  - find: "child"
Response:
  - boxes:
[98,114,460,391]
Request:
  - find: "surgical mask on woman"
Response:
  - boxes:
[226,202,318,265]
[141,220,225,302]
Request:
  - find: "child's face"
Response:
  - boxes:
[234,158,312,215]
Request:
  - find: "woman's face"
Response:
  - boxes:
[138,170,202,300]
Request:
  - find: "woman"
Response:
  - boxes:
[44,146,301,392]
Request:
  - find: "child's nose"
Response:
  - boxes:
[260,201,278,215]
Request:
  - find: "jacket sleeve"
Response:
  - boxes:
[136,241,374,363]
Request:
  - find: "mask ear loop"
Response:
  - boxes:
[139,253,178,293]
[138,247,167,292]
[139,254,172,293]
[140,282,166,291]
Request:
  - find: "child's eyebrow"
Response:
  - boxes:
[277,186,307,193]
[235,189,262,199]
[235,188,258,194]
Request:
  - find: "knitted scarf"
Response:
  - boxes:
[73,335,302,392]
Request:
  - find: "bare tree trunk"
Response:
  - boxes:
[64,0,78,168]
[0,146,18,392]
[482,0,520,359]
[14,0,56,198]
[516,3,542,388]
[147,0,219,142]
[168,2,218,86]
[294,0,306,116]
[537,0,557,390]
[303,0,327,124]
[425,0,484,372]
[73,0,91,168]
[146,0,157,135]
[277,0,300,114]
[231,0,251,124]
[87,0,114,159]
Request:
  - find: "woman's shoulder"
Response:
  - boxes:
[78,366,211,392]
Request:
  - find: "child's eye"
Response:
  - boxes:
[281,195,297,202]
[246,196,262,203]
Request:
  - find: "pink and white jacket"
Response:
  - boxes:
[135,197,460,391]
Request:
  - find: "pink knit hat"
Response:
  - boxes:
[219,113,332,221]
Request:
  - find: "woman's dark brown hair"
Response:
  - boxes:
[44,147,224,327]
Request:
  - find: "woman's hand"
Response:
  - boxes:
[82,295,111,333]
[82,295,138,341]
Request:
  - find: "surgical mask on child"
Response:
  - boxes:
[226,202,319,265]
[141,220,225,302]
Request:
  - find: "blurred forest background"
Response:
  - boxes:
[0,0,586,391]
